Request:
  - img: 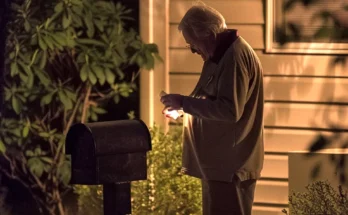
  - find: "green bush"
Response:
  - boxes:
[282,180,348,215]
[1,0,159,214]
[75,125,202,215]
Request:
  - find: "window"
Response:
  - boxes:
[266,0,348,54]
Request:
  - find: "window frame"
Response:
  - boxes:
[265,0,348,54]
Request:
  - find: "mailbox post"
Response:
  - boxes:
[66,120,151,215]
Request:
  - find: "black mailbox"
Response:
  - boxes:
[65,119,151,215]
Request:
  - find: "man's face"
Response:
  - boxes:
[182,30,210,61]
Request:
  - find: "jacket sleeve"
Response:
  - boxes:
[182,51,249,123]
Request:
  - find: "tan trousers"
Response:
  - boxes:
[202,176,256,215]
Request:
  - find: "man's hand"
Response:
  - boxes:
[162,107,184,120]
[160,94,184,110]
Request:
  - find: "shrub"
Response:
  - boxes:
[282,180,348,215]
[0,0,159,214]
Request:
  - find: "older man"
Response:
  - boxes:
[160,3,264,215]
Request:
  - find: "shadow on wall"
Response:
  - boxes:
[263,54,316,128]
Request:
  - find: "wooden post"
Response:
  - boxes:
[103,183,131,215]
[139,0,170,130]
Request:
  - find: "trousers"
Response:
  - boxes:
[202,176,256,215]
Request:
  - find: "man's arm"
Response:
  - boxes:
[182,52,249,123]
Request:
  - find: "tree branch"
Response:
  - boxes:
[63,95,82,135]
[81,85,92,124]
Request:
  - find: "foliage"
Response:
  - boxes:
[74,185,103,215]
[282,180,348,215]
[75,125,203,215]
[0,0,159,214]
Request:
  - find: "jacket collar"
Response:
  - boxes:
[210,29,239,64]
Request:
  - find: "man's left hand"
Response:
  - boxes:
[160,94,185,110]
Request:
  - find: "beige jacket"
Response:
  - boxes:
[181,36,264,182]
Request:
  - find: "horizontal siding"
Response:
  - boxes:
[170,50,348,77]
[262,155,288,179]
[170,24,264,49]
[264,76,348,103]
[254,180,288,204]
[170,50,203,73]
[170,0,264,24]
[264,129,343,153]
[258,52,348,77]
[170,74,348,103]
[264,103,348,129]
[252,206,286,215]
[170,125,344,153]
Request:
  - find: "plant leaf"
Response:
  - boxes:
[39,51,47,69]
[88,70,97,85]
[24,19,31,32]
[22,126,30,137]
[93,107,107,114]
[27,73,34,88]
[116,67,124,80]
[58,160,71,186]
[10,62,19,77]
[40,92,55,106]
[71,13,83,27]
[42,36,55,50]
[30,49,39,66]
[64,89,77,101]
[12,96,21,114]
[104,68,115,84]
[94,19,105,32]
[62,13,71,29]
[58,91,73,110]
[39,36,47,50]
[0,140,6,153]
[91,65,105,85]
[113,94,120,104]
[54,2,64,13]
[71,5,83,15]
[17,60,32,75]
[147,43,159,53]
[38,36,48,50]
[145,50,154,70]
[75,38,106,47]
[41,156,53,164]
[34,68,50,87]
[80,64,89,82]
[90,112,98,121]
[38,132,50,138]
[28,157,44,178]
[84,13,95,38]
[51,32,67,46]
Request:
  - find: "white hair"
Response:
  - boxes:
[178,1,227,39]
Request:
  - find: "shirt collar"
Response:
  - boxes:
[210,29,239,64]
